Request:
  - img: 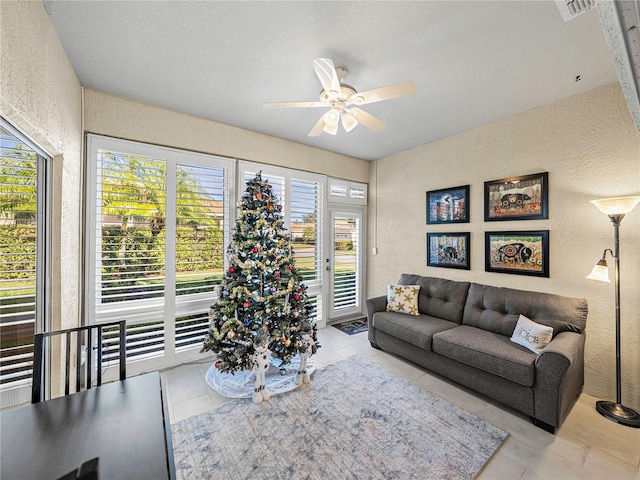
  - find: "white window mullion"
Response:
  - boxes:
[225,166,235,272]
[164,159,177,362]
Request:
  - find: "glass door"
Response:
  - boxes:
[328,208,363,320]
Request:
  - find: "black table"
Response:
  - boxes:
[0,372,175,480]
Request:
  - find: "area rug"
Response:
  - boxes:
[171,357,508,480]
[331,317,368,335]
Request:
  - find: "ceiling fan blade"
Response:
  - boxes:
[348,80,417,106]
[312,57,341,96]
[350,107,386,132]
[263,101,327,109]
[308,115,326,137]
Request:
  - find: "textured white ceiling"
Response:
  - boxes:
[44,0,618,161]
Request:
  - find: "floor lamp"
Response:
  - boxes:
[586,195,640,428]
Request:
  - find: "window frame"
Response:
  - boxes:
[0,117,51,408]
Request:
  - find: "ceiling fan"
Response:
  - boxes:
[263,57,417,136]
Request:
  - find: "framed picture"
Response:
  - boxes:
[485,230,549,277]
[484,172,548,221]
[426,232,470,270]
[426,185,469,224]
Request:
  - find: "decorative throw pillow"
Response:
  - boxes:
[510,314,554,354]
[386,285,420,316]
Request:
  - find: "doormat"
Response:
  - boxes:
[171,357,509,480]
[331,317,367,335]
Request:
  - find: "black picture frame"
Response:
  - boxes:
[426,185,470,224]
[426,232,470,270]
[484,172,548,221]
[485,230,549,277]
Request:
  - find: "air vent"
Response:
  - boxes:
[555,0,595,22]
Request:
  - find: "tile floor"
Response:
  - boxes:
[162,326,640,480]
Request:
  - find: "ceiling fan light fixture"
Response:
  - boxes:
[324,109,340,126]
[323,121,339,135]
[341,113,358,132]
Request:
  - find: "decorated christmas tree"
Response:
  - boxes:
[202,172,318,374]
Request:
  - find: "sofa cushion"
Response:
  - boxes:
[372,312,459,351]
[386,284,420,315]
[433,325,536,387]
[398,274,470,324]
[510,314,553,353]
[462,283,588,337]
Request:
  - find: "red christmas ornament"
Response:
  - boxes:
[288,265,294,271]
[252,247,259,253]
[293,294,300,301]
[256,192,263,201]
[228,266,235,273]
[243,300,250,308]
[277,204,282,211]
[214,360,221,368]
[275,272,280,279]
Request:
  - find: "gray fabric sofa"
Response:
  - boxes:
[366,273,588,433]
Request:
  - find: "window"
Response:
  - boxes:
[0,118,50,408]
[86,135,232,372]
[329,178,367,205]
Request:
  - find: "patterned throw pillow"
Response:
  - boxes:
[510,314,554,354]
[386,285,420,316]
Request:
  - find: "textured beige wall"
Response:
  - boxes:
[0,0,83,332]
[367,83,640,410]
[83,90,370,183]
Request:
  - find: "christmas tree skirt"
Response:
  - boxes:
[205,355,316,398]
[172,356,508,480]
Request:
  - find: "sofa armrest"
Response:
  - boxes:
[533,332,585,429]
[536,332,583,366]
[365,295,387,323]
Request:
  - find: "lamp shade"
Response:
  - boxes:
[322,109,340,135]
[590,196,640,215]
[586,259,611,282]
[322,121,338,135]
[341,113,358,132]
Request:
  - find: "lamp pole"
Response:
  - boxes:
[611,214,622,407]
[594,213,640,427]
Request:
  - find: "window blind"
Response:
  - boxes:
[175,163,227,350]
[290,179,322,283]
